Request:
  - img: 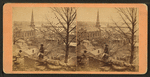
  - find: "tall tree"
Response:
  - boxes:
[45,7,77,63]
[112,8,138,64]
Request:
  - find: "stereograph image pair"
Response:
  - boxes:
[12,7,139,72]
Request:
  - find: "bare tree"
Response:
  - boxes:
[45,7,77,63]
[112,8,138,64]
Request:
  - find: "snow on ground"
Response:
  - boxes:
[24,48,38,55]
[88,48,103,56]
[13,39,77,71]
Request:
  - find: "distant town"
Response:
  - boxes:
[13,7,139,71]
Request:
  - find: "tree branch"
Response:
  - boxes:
[68,35,76,45]
[134,29,138,33]
[112,19,129,38]
[51,7,67,23]
[69,26,76,33]
[53,12,67,32]
[45,17,66,44]
[118,13,132,32]
[116,8,132,23]
[69,11,76,25]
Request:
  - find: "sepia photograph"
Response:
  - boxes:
[76,7,139,71]
[12,7,77,71]
[12,7,139,72]
[3,3,147,74]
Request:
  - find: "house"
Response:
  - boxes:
[69,42,77,53]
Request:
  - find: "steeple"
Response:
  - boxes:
[96,9,101,38]
[96,10,100,28]
[30,10,35,29]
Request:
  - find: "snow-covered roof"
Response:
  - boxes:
[17,39,25,42]
[82,40,91,43]
[69,42,77,47]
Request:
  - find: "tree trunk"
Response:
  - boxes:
[64,22,70,63]
[130,22,135,64]
[130,44,134,64]
[65,44,69,63]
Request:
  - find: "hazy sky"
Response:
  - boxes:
[77,7,120,22]
[13,7,51,22]
[12,7,138,35]
[13,7,120,23]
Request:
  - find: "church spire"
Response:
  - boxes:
[96,9,101,38]
[30,10,35,29]
[31,10,34,25]
[96,9,100,28]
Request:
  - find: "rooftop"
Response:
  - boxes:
[77,21,99,32]
[13,21,34,31]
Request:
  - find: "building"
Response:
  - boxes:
[41,22,76,45]
[13,10,36,41]
[77,10,101,41]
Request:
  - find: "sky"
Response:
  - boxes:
[13,7,120,23]
[77,7,120,22]
[12,7,139,35]
[13,7,53,22]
